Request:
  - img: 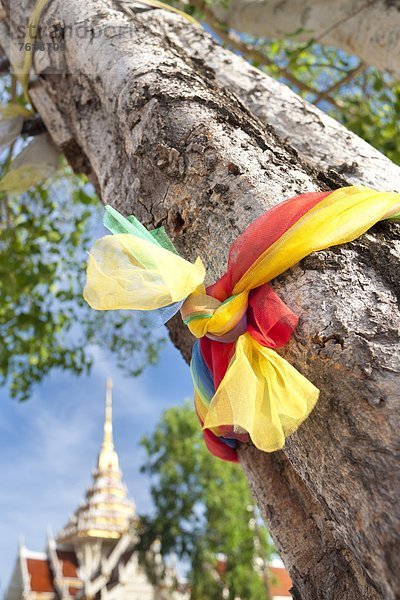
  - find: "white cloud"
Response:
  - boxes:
[0,340,193,593]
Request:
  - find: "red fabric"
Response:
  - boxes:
[200,191,331,461]
[207,271,231,302]
[208,191,331,300]
[195,401,239,462]
[203,429,239,463]
[247,284,299,348]
[199,336,213,373]
[200,337,236,390]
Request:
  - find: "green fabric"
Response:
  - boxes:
[104,205,158,246]
[151,226,179,255]
[104,205,180,255]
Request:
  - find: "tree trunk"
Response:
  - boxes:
[2,1,399,598]
[212,0,400,78]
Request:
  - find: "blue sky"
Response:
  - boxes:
[0,336,193,593]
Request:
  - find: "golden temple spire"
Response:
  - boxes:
[57,378,135,544]
[98,377,119,472]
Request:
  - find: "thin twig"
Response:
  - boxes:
[305,63,352,72]
[2,75,18,229]
[314,62,365,104]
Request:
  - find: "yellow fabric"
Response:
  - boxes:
[180,291,221,321]
[0,164,55,193]
[203,333,319,452]
[0,104,33,119]
[0,134,60,194]
[194,390,224,437]
[185,292,249,338]
[234,186,400,294]
[83,233,205,310]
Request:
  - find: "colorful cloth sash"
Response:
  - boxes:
[84,186,400,462]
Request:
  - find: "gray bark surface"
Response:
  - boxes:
[213,0,400,78]
[2,1,399,598]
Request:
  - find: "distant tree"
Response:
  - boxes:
[140,402,274,600]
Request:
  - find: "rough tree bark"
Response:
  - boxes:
[212,0,400,78]
[2,1,399,598]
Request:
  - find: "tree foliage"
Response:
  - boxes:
[0,163,165,400]
[259,39,400,165]
[140,402,275,599]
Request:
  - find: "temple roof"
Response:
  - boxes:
[57,379,135,543]
[4,378,292,600]
[26,549,81,596]
[269,566,292,598]
[23,554,291,599]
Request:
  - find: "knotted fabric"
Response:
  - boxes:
[84,186,400,462]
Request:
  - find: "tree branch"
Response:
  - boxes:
[314,62,365,104]
[211,0,400,77]
[184,0,343,107]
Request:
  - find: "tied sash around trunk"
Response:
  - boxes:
[83,186,400,462]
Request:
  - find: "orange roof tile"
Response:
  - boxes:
[57,550,79,579]
[270,566,292,597]
[215,559,227,576]
[26,558,54,593]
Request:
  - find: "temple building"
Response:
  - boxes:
[4,379,184,600]
[4,379,291,600]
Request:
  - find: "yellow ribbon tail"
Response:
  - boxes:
[234,186,400,294]
[203,332,319,452]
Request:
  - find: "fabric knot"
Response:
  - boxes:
[206,313,248,343]
[180,291,249,340]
